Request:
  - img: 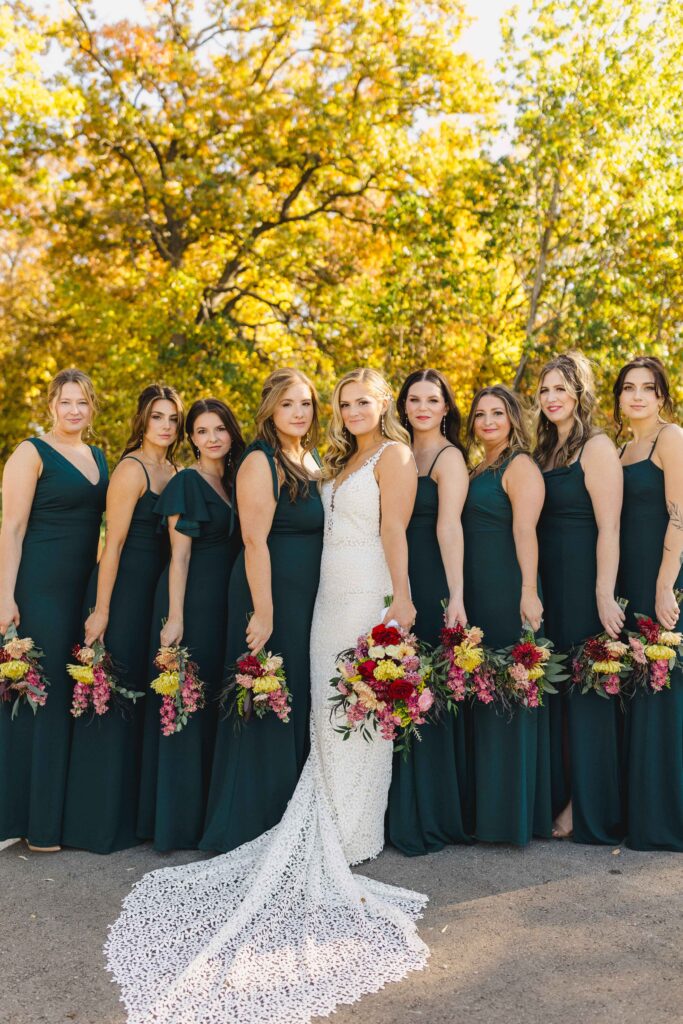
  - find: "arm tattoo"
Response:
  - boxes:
[666,500,683,531]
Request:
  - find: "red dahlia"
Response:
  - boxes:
[237,655,262,677]
[511,641,543,668]
[584,638,609,662]
[440,624,465,646]
[635,616,661,644]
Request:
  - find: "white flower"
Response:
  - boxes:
[368,645,385,659]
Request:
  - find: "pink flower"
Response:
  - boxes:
[417,688,434,713]
[236,672,254,689]
[629,637,648,665]
[650,659,668,692]
[526,682,539,708]
[602,674,621,696]
[337,680,350,695]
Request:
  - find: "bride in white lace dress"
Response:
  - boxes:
[105,368,430,1024]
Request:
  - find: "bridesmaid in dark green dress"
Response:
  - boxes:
[62,385,184,853]
[388,369,472,854]
[615,356,683,851]
[201,368,324,853]
[535,353,625,844]
[462,385,548,845]
[137,398,244,851]
[0,369,107,851]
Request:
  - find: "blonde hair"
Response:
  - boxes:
[324,368,409,479]
[255,368,321,501]
[466,384,531,472]
[47,368,98,428]
[534,351,599,468]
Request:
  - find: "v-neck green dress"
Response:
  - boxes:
[387,447,472,854]
[200,441,324,853]
[62,457,171,854]
[620,436,683,851]
[0,438,107,847]
[538,454,625,844]
[137,468,241,851]
[462,454,550,844]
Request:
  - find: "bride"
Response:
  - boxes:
[105,368,430,1024]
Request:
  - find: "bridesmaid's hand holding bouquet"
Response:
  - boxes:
[222,648,291,724]
[0,624,49,717]
[150,639,205,736]
[68,639,143,719]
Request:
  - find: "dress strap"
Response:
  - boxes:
[649,425,671,460]
[312,448,323,469]
[121,455,151,492]
[618,442,628,460]
[369,440,397,467]
[576,440,588,465]
[426,445,455,479]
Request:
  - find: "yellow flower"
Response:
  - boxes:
[395,642,416,659]
[592,660,623,674]
[453,642,484,673]
[527,665,545,681]
[645,644,676,661]
[67,664,94,685]
[253,675,280,694]
[659,631,682,646]
[374,660,405,681]
[0,659,29,680]
[151,671,180,696]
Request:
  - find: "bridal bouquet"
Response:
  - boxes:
[627,594,683,694]
[0,624,49,717]
[150,643,205,736]
[68,641,143,719]
[491,631,567,709]
[222,649,291,724]
[329,620,436,752]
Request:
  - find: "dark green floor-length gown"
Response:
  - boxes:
[620,439,683,851]
[62,457,170,853]
[137,468,241,851]
[538,457,624,844]
[200,441,323,853]
[387,450,472,854]
[462,454,550,844]
[0,438,107,847]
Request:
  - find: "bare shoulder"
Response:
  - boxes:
[504,452,542,484]
[110,457,148,492]
[657,423,683,457]
[433,445,468,475]
[376,441,414,471]
[3,439,42,477]
[582,431,619,463]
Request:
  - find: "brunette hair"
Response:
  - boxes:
[254,368,321,502]
[186,398,245,493]
[397,369,465,457]
[612,356,675,443]
[47,368,98,426]
[324,368,410,479]
[120,384,185,465]
[466,384,531,472]
[534,351,599,468]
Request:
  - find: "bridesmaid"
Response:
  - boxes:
[462,385,547,845]
[535,352,625,844]
[615,356,683,851]
[0,369,107,851]
[137,398,244,851]
[62,384,184,854]
[388,368,472,854]
[201,369,324,853]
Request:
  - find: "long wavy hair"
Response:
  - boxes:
[534,351,599,468]
[612,356,675,443]
[324,368,410,479]
[120,384,185,465]
[466,384,531,473]
[397,368,465,457]
[47,368,98,430]
[186,398,245,493]
[254,368,321,502]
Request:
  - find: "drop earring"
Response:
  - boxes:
[380,413,385,436]
[441,416,447,436]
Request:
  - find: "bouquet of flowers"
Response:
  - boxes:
[222,649,291,724]
[329,619,436,753]
[490,630,567,711]
[571,634,632,700]
[433,620,491,707]
[67,641,143,719]
[0,624,49,717]
[150,643,205,736]
[627,593,683,693]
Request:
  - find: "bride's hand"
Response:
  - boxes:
[383,596,416,632]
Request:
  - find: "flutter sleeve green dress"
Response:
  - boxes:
[619,432,683,851]
[462,454,550,844]
[62,457,171,854]
[0,438,108,847]
[136,467,241,851]
[200,441,324,853]
[387,447,472,854]
[538,450,624,844]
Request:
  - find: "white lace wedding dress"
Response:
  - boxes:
[105,442,429,1024]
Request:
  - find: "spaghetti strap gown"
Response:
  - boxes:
[0,437,107,847]
[620,435,683,851]
[462,454,549,844]
[539,453,625,843]
[137,468,241,851]
[62,457,171,854]
[387,446,472,854]
[201,440,324,853]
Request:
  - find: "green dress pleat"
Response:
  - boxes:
[0,438,107,846]
[62,458,170,853]
[539,459,625,844]
[387,461,472,854]
[462,455,549,845]
[137,468,241,851]
[200,441,323,853]
[619,450,683,851]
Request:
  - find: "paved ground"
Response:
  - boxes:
[2,837,681,1024]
